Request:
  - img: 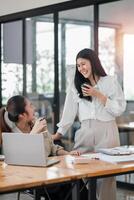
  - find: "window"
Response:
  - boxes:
[123,34,134,100]
[36,20,54,94]
[99,27,116,75]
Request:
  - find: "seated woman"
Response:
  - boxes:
[0,95,79,156]
[0,95,80,200]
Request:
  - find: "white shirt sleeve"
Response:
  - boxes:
[105,76,126,117]
[57,87,78,135]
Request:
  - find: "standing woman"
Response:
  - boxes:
[53,48,126,200]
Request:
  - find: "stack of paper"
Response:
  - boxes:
[99,153,134,163]
[97,146,134,163]
[98,146,134,156]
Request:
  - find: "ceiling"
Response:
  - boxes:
[59,0,134,34]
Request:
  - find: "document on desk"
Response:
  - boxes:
[71,146,134,164]
[98,146,134,156]
[99,153,134,163]
[71,153,100,164]
[97,146,134,163]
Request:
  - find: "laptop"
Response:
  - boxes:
[2,132,60,167]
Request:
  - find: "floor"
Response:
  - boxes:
[0,188,134,200]
[117,188,134,200]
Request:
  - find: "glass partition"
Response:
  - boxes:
[27,14,54,132]
[99,0,134,101]
[58,6,93,147]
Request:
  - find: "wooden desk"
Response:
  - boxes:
[118,122,134,144]
[1,155,134,200]
[118,123,134,132]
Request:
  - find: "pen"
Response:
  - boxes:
[94,157,100,160]
[40,117,46,121]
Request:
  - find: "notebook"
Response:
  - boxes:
[2,132,60,167]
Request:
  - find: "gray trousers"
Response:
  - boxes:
[73,119,120,200]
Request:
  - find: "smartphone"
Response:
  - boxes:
[81,83,90,89]
[81,83,90,97]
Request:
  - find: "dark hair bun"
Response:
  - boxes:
[8,112,19,122]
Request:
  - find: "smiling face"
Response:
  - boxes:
[23,99,35,122]
[76,58,93,80]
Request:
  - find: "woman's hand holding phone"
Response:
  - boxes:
[81,83,98,97]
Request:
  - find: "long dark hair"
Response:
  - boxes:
[74,48,107,101]
[0,95,26,145]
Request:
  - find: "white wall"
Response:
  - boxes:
[0,0,70,16]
